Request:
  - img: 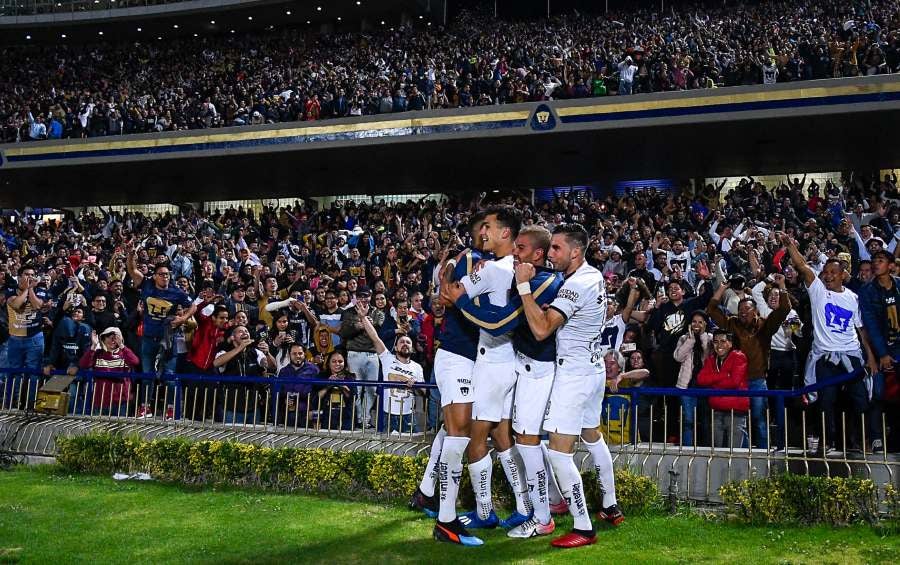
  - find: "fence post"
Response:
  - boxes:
[629,390,640,444]
[173,376,182,421]
[667,467,680,514]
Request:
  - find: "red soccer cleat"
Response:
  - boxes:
[550,530,597,548]
[549,500,569,515]
[597,505,625,527]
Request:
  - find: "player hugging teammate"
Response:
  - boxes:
[410,205,621,549]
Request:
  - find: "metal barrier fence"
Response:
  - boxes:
[1,365,897,502]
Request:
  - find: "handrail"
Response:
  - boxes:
[0,360,871,397]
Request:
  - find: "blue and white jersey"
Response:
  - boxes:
[807,277,862,352]
[454,266,563,362]
[595,313,626,356]
[436,249,484,360]
[460,254,516,360]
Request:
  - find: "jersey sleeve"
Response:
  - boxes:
[456,292,520,336]
[460,261,502,299]
[549,278,585,321]
[378,350,394,369]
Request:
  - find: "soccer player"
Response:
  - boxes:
[437,206,530,535]
[515,223,623,548]
[452,225,564,538]
[411,212,487,547]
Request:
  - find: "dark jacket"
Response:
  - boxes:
[859,275,900,358]
[338,306,384,352]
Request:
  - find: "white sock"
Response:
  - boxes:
[468,453,494,520]
[498,446,532,517]
[583,436,617,508]
[438,436,469,523]
[547,448,592,532]
[517,443,550,524]
[541,441,564,506]
[419,427,446,497]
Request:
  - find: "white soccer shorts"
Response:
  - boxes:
[511,353,555,435]
[471,355,517,423]
[543,365,606,436]
[434,349,475,407]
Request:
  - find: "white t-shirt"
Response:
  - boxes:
[619,61,638,82]
[807,278,862,352]
[667,250,692,273]
[460,254,515,359]
[550,261,607,373]
[595,314,626,356]
[380,350,424,415]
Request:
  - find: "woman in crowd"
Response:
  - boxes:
[673,311,714,447]
[316,350,356,431]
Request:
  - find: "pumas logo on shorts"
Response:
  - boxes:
[460,387,470,395]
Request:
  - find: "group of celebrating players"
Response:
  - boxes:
[406,205,619,548]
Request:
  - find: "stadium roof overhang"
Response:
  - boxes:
[2,76,900,208]
[1,0,427,42]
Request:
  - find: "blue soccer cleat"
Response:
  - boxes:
[458,509,499,529]
[500,510,533,530]
[434,518,485,547]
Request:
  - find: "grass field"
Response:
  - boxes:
[0,465,898,564]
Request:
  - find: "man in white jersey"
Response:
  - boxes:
[781,234,878,453]
[355,302,424,434]
[514,223,623,548]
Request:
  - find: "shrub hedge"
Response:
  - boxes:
[56,432,660,514]
[719,474,881,526]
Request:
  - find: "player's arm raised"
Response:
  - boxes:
[514,263,566,342]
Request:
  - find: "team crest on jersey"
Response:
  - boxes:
[824,303,853,333]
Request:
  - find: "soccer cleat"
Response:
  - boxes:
[433,518,484,547]
[549,500,569,515]
[136,404,153,419]
[507,516,555,538]
[500,510,532,530]
[596,505,625,527]
[409,487,438,518]
[551,529,597,548]
[458,509,499,529]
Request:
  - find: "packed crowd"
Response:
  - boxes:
[0,170,898,452]
[3,0,899,142]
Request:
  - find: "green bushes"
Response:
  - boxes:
[719,474,880,526]
[56,432,660,513]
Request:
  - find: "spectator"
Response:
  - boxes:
[78,327,139,416]
[213,325,276,424]
[697,330,750,449]
[316,350,356,431]
[275,342,320,428]
[859,249,900,453]
[339,287,381,429]
[707,274,790,448]
[673,311,714,447]
[782,234,878,453]
[4,265,49,407]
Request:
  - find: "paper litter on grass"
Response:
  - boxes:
[112,472,153,481]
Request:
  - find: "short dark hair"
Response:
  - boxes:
[552,223,589,249]
[484,205,522,239]
[468,210,488,234]
[824,258,844,271]
[871,250,892,263]
[712,329,733,341]
[212,305,229,318]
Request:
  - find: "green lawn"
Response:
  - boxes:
[0,466,897,564]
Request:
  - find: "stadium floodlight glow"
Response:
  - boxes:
[380,20,385,24]
[230,29,235,33]
[173,24,179,28]
[98,31,104,35]
[210,20,215,24]
[306,20,311,24]
[25,34,31,39]
[337,16,342,21]
[317,6,322,11]
[157,36,162,40]
[137,27,142,31]
[61,33,66,38]
[419,15,423,19]
[285,10,290,15]
[194,33,198,37]
[247,16,252,21]
[356,1,361,5]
